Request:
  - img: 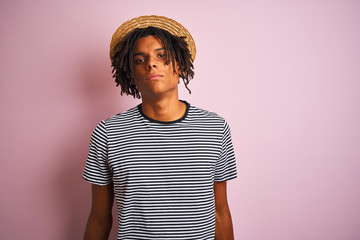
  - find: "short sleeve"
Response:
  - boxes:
[214,120,237,182]
[83,120,112,185]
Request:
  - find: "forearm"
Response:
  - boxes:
[84,213,113,240]
[215,209,234,240]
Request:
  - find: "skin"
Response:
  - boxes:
[132,35,186,121]
[84,184,114,240]
[84,35,234,240]
[214,181,235,240]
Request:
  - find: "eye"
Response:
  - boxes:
[158,53,166,58]
[134,58,145,64]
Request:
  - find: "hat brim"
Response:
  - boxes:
[110,15,196,63]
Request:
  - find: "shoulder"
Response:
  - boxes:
[188,103,226,124]
[102,105,141,126]
[92,105,141,133]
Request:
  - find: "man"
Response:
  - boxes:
[83,15,237,240]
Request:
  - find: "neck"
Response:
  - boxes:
[141,97,186,122]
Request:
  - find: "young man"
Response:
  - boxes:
[83,15,237,240]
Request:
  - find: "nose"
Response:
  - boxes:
[147,63,157,69]
[146,57,157,70]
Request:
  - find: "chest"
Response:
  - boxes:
[106,124,223,182]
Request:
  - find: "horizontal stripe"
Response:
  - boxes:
[83,102,237,239]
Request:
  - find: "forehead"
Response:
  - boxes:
[134,35,163,50]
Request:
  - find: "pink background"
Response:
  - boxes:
[1,0,359,239]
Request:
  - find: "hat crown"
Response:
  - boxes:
[110,15,196,63]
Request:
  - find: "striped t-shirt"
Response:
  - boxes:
[83,101,237,239]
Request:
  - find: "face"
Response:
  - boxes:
[132,35,180,99]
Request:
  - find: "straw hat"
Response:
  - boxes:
[110,15,196,63]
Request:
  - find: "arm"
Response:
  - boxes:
[214,181,234,240]
[84,183,114,240]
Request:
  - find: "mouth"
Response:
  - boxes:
[146,74,163,80]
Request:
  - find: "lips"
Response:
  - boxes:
[146,74,163,80]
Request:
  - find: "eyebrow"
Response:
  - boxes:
[133,48,165,57]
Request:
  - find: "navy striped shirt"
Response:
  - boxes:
[83,101,237,239]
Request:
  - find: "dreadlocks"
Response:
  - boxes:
[111,27,194,99]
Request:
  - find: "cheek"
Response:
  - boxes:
[170,70,180,83]
[132,67,143,81]
[132,75,141,87]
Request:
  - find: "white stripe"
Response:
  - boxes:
[83,102,236,239]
